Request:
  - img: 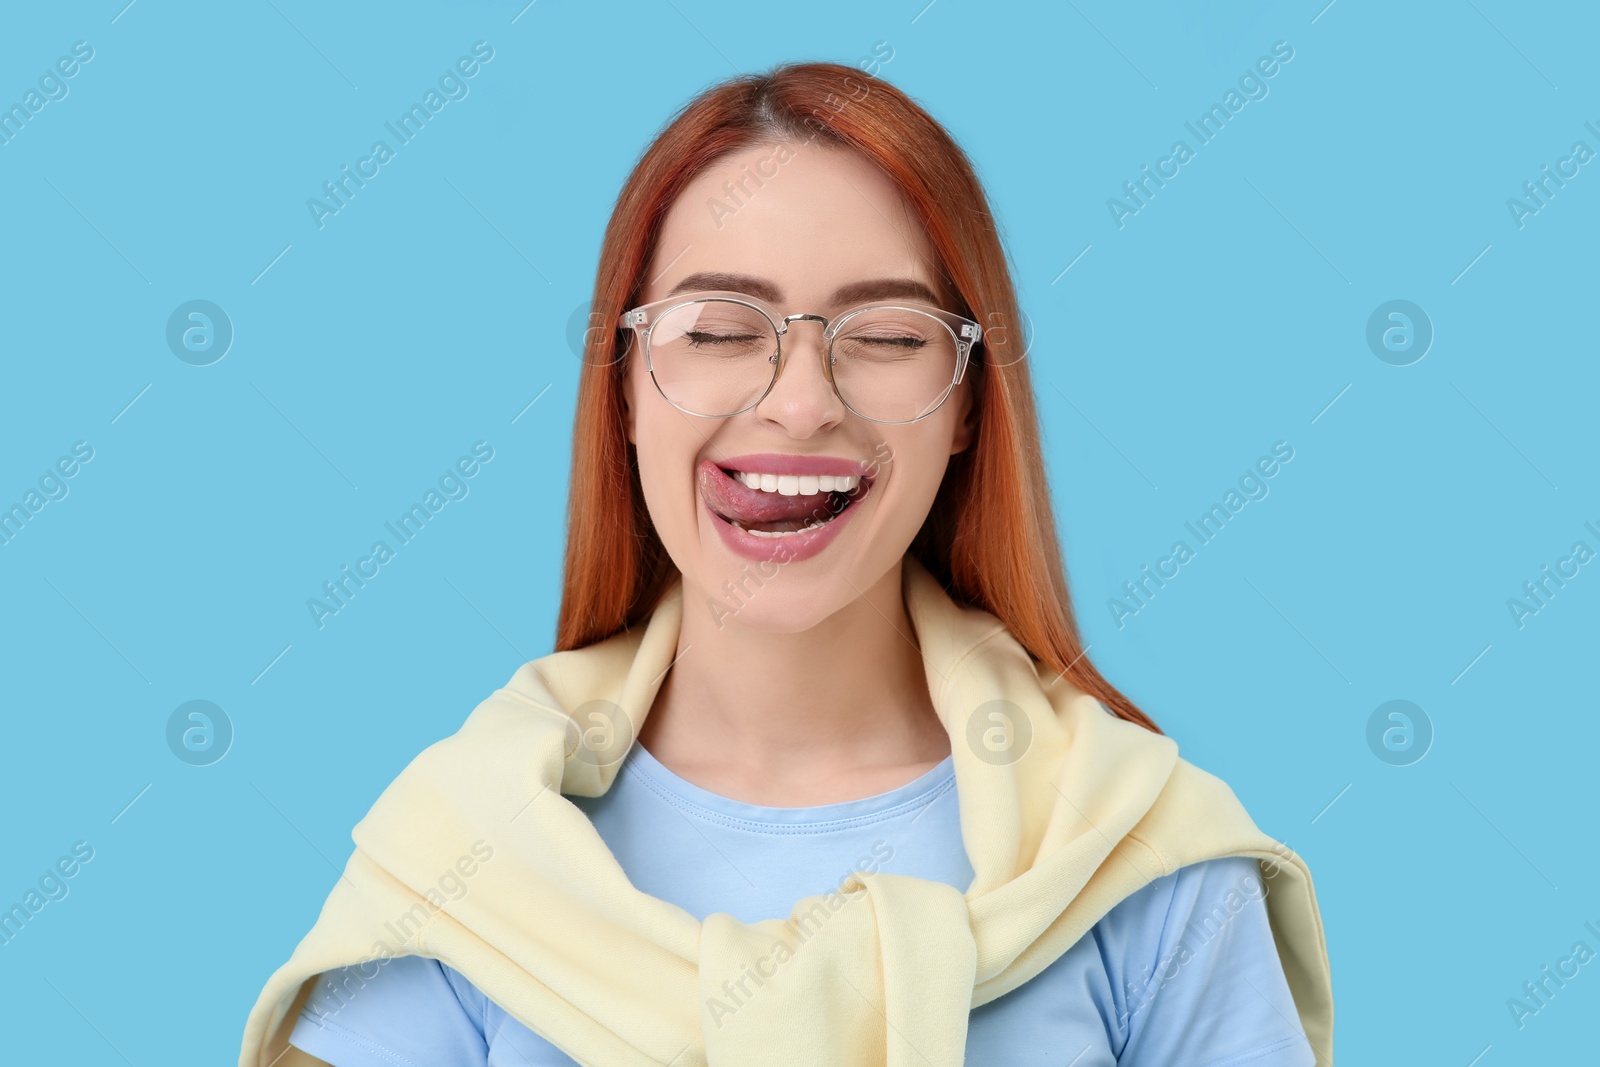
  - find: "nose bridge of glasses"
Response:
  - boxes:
[780,312,829,327]
[772,312,835,385]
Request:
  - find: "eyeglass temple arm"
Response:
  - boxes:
[953,320,981,384]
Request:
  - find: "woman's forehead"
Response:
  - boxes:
[644,142,940,307]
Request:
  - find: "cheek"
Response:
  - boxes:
[871,432,949,519]
[630,397,702,541]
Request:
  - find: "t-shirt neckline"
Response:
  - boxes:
[622,740,956,831]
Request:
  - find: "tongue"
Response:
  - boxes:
[699,463,848,532]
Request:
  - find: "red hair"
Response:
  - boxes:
[556,61,1158,733]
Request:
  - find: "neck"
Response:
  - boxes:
[636,558,953,805]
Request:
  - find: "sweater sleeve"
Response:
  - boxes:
[1101,856,1317,1067]
[286,955,489,1067]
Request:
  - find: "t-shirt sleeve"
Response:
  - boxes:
[287,955,489,1067]
[1103,856,1317,1067]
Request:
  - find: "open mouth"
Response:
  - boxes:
[698,459,875,539]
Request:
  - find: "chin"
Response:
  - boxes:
[687,521,908,636]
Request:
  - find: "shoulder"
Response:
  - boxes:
[288,955,490,1067]
[1093,854,1267,966]
[1091,857,1314,1067]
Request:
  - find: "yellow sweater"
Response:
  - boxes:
[240,557,1334,1065]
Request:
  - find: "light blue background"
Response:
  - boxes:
[2,1,1595,1063]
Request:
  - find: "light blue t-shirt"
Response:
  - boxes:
[289,741,1315,1066]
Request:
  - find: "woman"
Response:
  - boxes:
[242,62,1332,1066]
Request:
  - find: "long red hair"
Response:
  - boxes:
[556,61,1158,733]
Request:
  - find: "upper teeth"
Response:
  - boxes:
[732,471,861,496]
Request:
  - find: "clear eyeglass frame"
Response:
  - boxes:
[615,289,983,425]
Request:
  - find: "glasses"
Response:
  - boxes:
[616,290,982,424]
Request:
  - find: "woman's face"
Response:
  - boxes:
[623,140,974,633]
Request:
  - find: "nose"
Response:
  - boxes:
[753,317,846,435]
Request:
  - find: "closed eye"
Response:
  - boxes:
[848,335,926,348]
[685,331,765,346]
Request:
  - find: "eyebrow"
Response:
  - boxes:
[664,271,943,308]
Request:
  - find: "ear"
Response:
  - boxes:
[620,354,638,445]
[948,379,977,456]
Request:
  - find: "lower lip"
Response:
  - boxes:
[705,485,869,564]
